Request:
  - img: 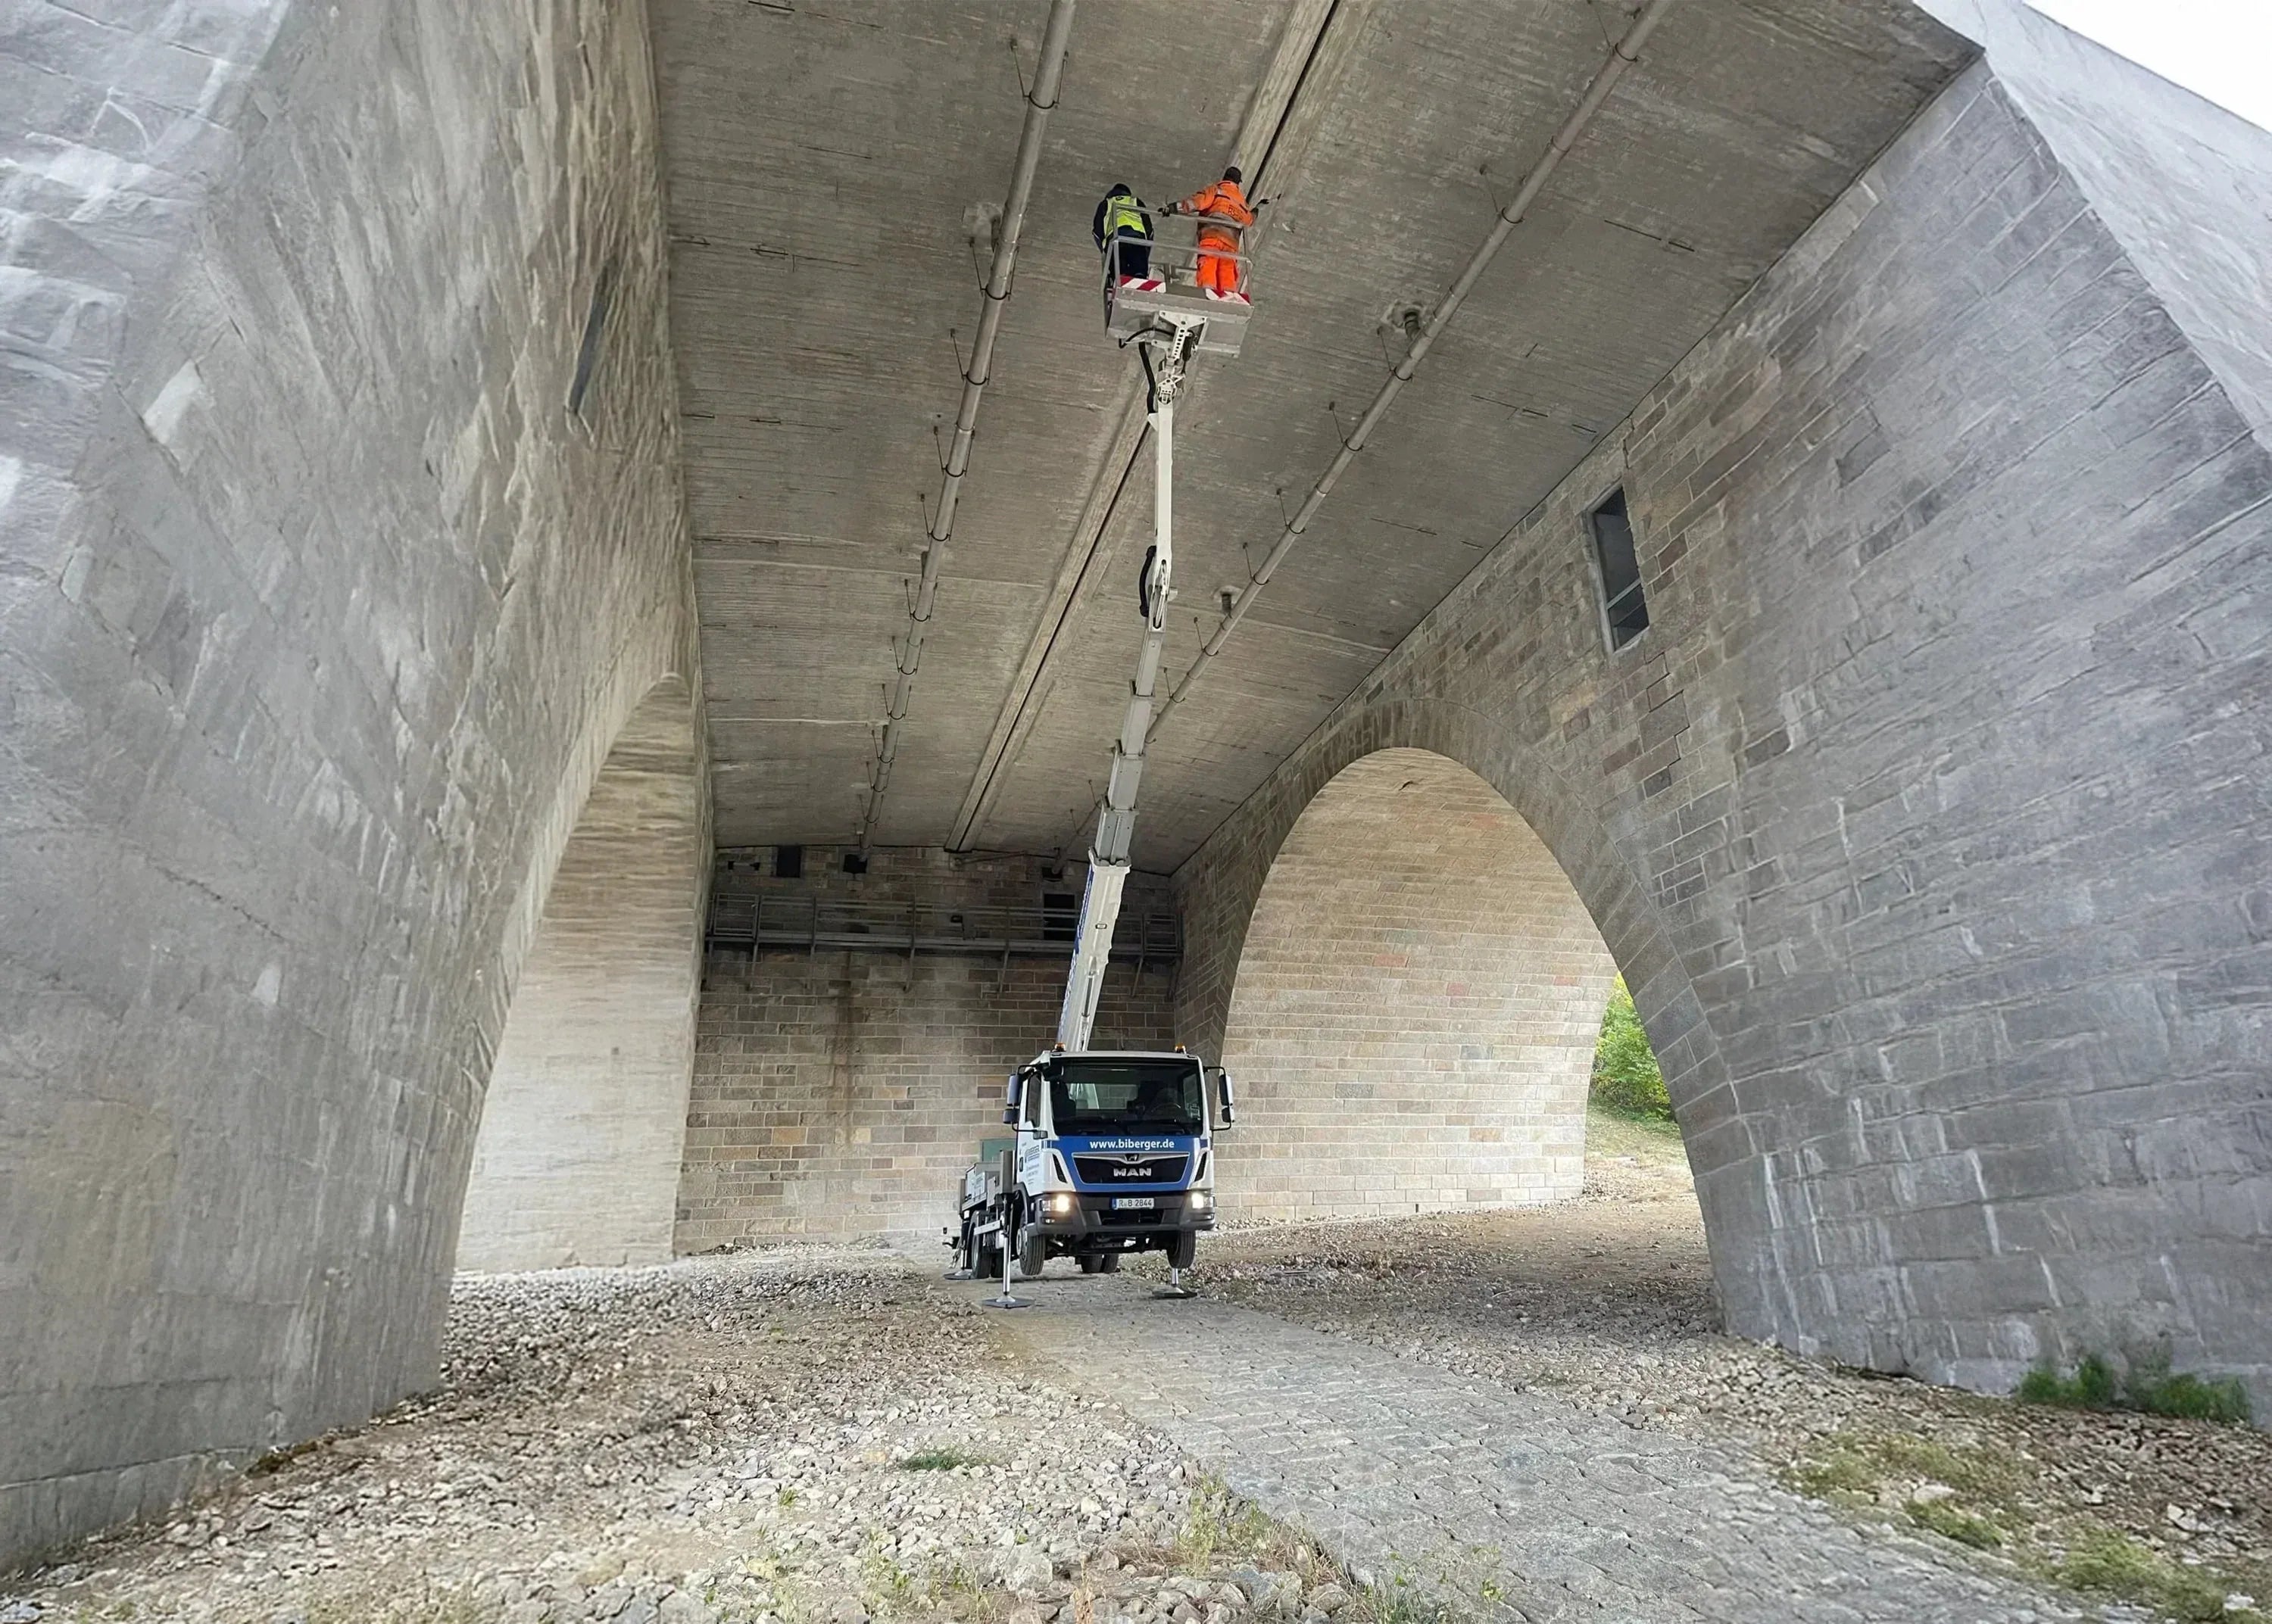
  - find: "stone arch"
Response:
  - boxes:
[1213,749,1619,1220]
[455,673,707,1271]
[1175,697,1787,1339]
[1180,699,1721,1117]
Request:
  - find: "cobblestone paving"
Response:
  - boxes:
[998,1274,2101,1624]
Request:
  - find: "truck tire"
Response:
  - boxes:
[1018,1226,1047,1280]
[975,1229,1003,1280]
[1078,1252,1120,1275]
[1167,1230,1197,1271]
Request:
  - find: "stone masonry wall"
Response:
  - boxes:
[1216,750,1615,1222]
[1175,62,2272,1405]
[0,0,700,1565]
[679,847,1177,1248]
[458,677,710,1274]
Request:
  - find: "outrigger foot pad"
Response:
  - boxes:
[1152,1266,1199,1301]
[982,1236,1032,1308]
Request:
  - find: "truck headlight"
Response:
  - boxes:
[1047,1192,1075,1217]
[1188,1191,1212,1211]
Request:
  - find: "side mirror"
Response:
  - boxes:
[1207,1064,1236,1128]
[1001,1071,1022,1127]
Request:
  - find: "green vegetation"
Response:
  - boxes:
[1905,1499,2003,1549]
[898,1446,989,1471]
[2018,1352,2252,1425]
[1174,1475,1276,1569]
[1862,1433,2032,1503]
[1582,1102,1687,1162]
[1162,1479,1459,1624]
[1365,1566,1453,1624]
[1785,1430,2030,1516]
[1784,1427,2267,1623]
[2017,1354,2118,1410]
[1589,977,1670,1122]
[2055,1529,2251,1622]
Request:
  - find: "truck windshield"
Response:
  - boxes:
[1048,1058,1204,1136]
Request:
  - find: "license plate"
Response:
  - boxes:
[1110,1197,1156,1211]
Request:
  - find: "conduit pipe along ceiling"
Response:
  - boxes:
[1025,0,1678,857]
[662,0,1971,861]
[939,0,1344,859]
[853,0,1078,852]
[1146,0,1679,745]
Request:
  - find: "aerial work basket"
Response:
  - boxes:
[1102,229,1250,357]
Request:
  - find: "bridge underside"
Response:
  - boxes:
[3,0,2270,1573]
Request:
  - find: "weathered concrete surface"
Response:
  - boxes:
[649,0,1975,856]
[0,0,701,1567]
[679,848,1175,1248]
[1176,61,2272,1407]
[457,677,709,1273]
[1216,749,1615,1222]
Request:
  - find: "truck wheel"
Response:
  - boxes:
[1167,1231,1197,1270]
[976,1230,1003,1280]
[1095,1252,1121,1274]
[1018,1227,1047,1280]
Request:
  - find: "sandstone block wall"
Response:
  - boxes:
[1216,749,1615,1221]
[0,0,701,1564]
[457,677,710,1273]
[1177,61,2272,1404]
[678,848,1176,1248]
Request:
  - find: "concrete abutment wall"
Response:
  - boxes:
[1175,60,2272,1405]
[679,848,1178,1248]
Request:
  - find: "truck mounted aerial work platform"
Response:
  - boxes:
[950,223,1250,1293]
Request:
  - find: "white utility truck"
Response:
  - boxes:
[950,223,1251,1291]
[951,1048,1236,1280]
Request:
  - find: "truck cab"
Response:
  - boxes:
[954,1049,1235,1280]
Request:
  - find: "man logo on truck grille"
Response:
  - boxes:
[1075,1152,1188,1185]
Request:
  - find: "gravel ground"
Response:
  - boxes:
[1172,1112,2272,1622]
[9,1121,2268,1624]
[3,1247,1340,1624]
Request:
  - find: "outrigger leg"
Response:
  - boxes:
[984,1226,1031,1311]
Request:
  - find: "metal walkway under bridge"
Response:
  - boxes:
[705,892,1181,972]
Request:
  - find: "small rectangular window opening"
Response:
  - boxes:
[841,851,869,875]
[774,844,804,879]
[1590,488,1649,650]
[1041,892,1078,942]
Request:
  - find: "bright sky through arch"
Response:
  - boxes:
[2025,0,2272,132]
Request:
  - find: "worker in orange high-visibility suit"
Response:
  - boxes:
[1172,165,1256,298]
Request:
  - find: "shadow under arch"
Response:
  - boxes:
[1177,697,1789,1342]
[456,672,707,1271]
[1214,748,1619,1219]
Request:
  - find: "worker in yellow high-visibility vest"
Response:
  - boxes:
[1092,183,1153,285]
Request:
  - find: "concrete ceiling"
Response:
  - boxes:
[651,0,1972,869]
